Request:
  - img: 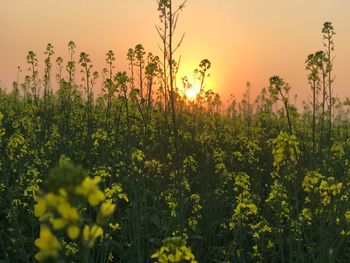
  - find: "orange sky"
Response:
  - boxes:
[1,0,350,104]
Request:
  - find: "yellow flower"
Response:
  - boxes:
[97,202,116,225]
[67,225,80,240]
[299,208,312,226]
[83,224,103,248]
[267,240,274,249]
[151,236,197,263]
[34,224,61,262]
[345,211,350,222]
[109,223,121,231]
[76,177,105,206]
[59,188,68,197]
[34,199,47,218]
[57,202,79,223]
[341,194,349,202]
[335,183,343,195]
[100,202,115,217]
[322,196,331,206]
[46,193,62,207]
[51,218,67,230]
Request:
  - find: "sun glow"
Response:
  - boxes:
[185,84,200,100]
[177,60,211,101]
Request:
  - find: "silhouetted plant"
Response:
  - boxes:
[322,22,336,148]
[104,50,116,131]
[43,43,54,100]
[56,56,64,84]
[26,50,39,103]
[135,44,146,102]
[269,76,293,135]
[305,52,321,167]
[67,41,76,84]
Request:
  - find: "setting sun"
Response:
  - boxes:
[185,84,200,100]
[178,67,204,101]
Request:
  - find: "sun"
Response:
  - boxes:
[185,88,198,100]
[178,65,202,101]
[185,83,200,101]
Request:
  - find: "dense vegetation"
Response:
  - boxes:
[1,1,350,262]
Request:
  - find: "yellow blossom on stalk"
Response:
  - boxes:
[341,194,349,202]
[251,221,272,239]
[229,172,259,230]
[341,230,347,236]
[34,191,70,220]
[302,172,324,193]
[267,240,274,249]
[51,218,66,230]
[302,172,343,209]
[151,236,197,263]
[234,201,258,217]
[33,156,120,261]
[322,196,331,206]
[319,180,329,193]
[97,201,116,225]
[330,183,343,196]
[100,202,115,217]
[34,198,47,217]
[345,211,350,222]
[105,183,129,202]
[187,194,202,231]
[109,223,121,231]
[46,192,61,207]
[252,244,260,258]
[59,188,68,197]
[299,208,312,226]
[34,224,62,262]
[75,177,105,206]
[67,225,80,240]
[83,224,104,248]
[41,196,80,232]
[57,202,79,222]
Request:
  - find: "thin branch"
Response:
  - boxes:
[172,33,186,55]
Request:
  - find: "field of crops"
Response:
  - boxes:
[1,1,350,262]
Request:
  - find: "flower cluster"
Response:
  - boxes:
[271,131,300,180]
[187,194,202,231]
[229,172,258,230]
[302,171,343,206]
[35,224,62,261]
[151,235,197,263]
[33,156,116,262]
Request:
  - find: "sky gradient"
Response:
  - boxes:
[1,0,350,104]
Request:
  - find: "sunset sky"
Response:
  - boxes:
[1,0,350,104]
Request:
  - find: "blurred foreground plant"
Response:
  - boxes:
[34,155,115,262]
